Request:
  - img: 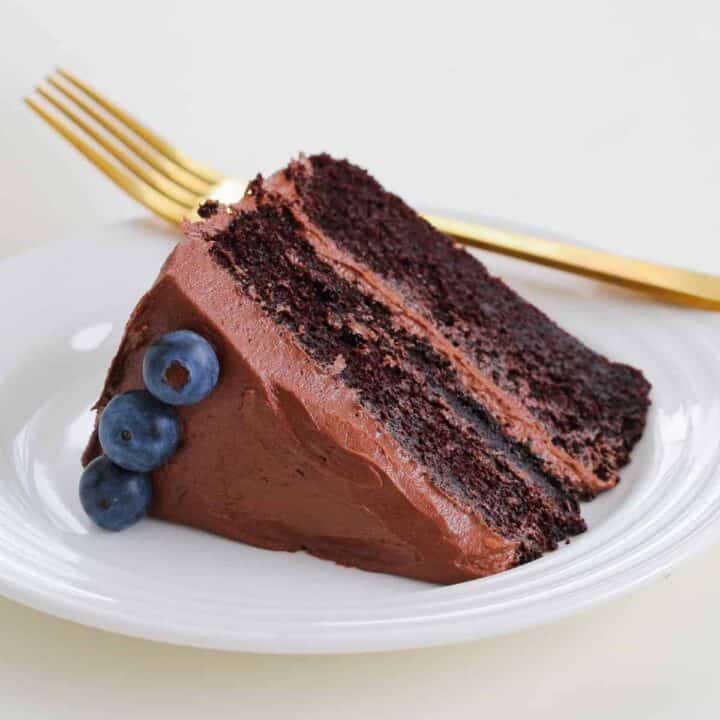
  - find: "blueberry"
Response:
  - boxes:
[80,456,152,531]
[99,390,180,472]
[143,330,220,406]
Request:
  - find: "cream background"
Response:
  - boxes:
[2,1,720,716]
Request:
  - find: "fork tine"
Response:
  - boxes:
[36,86,201,209]
[57,67,223,185]
[47,74,213,197]
[25,97,188,225]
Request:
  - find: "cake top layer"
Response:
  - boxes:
[282,154,650,488]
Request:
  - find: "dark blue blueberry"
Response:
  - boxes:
[80,455,152,531]
[98,389,180,472]
[143,330,220,406]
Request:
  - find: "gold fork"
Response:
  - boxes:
[24,68,720,311]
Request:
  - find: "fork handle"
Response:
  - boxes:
[423,213,720,311]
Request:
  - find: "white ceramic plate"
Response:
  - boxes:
[1,220,720,654]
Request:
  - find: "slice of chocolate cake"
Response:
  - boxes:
[83,154,650,584]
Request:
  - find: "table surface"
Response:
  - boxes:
[3,1,720,717]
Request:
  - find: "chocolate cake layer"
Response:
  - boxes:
[287,155,651,492]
